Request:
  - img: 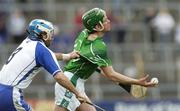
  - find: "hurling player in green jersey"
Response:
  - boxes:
[54,8,157,111]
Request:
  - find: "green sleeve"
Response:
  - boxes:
[74,30,88,51]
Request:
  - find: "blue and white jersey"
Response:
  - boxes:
[0,38,62,89]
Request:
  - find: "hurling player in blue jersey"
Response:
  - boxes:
[0,19,88,111]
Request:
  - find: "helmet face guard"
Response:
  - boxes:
[27,19,54,41]
[82,8,105,33]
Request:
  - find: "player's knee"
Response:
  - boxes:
[54,105,68,111]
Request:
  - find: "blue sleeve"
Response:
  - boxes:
[35,42,61,76]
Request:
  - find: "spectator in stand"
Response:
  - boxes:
[113,15,127,43]
[0,12,8,44]
[0,0,9,43]
[144,7,157,43]
[175,20,180,44]
[74,7,86,35]
[8,9,26,44]
[152,8,175,43]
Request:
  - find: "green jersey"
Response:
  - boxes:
[64,29,112,82]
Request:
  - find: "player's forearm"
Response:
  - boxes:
[109,71,138,85]
[101,66,140,85]
[55,53,63,61]
[54,73,79,96]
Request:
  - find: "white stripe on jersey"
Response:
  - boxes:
[13,88,26,110]
[0,38,61,89]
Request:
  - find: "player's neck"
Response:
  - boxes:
[88,32,104,41]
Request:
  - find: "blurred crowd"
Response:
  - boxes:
[0,5,179,45]
[0,0,180,83]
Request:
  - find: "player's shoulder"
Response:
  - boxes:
[35,41,51,53]
[81,29,88,36]
[75,29,88,43]
[22,38,40,46]
[93,38,107,49]
[36,41,46,47]
[77,29,88,38]
[19,38,38,49]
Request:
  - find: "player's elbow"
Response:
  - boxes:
[54,72,64,81]
[105,73,118,82]
[101,66,119,82]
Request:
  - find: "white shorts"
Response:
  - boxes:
[55,71,87,111]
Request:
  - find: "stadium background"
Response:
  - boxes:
[0,0,180,111]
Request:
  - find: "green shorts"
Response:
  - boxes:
[55,71,87,111]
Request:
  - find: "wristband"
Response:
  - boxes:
[62,54,70,61]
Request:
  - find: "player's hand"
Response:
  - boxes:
[68,51,80,60]
[136,75,158,87]
[76,93,89,103]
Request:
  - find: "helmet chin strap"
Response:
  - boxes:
[43,35,48,40]
[41,34,51,47]
[42,33,51,41]
[42,29,54,41]
[93,21,104,32]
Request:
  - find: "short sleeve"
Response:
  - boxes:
[35,42,61,76]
